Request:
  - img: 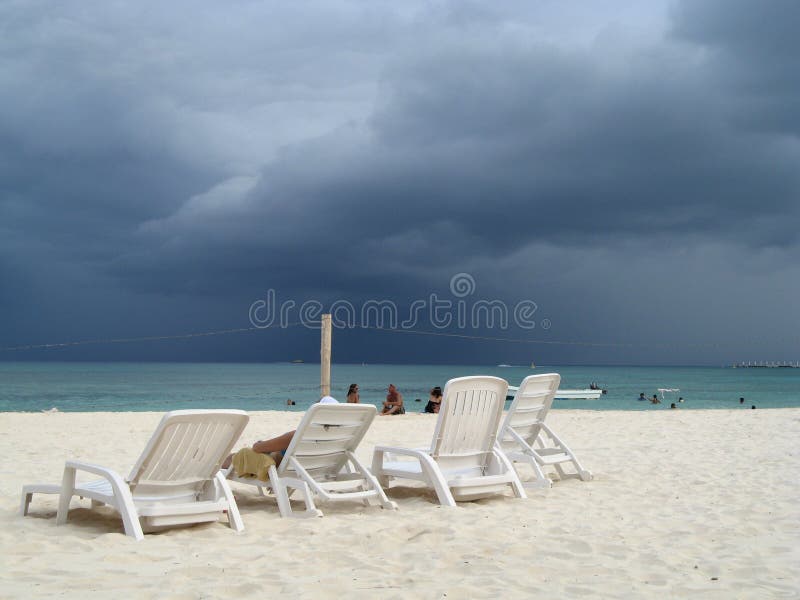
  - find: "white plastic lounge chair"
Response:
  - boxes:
[20,410,249,541]
[497,373,592,488]
[227,403,397,518]
[371,376,526,506]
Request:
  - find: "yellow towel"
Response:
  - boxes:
[232,448,276,482]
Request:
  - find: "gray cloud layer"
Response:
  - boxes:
[1,1,798,364]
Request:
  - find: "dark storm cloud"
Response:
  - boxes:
[670,0,800,137]
[1,1,798,362]
[116,0,800,298]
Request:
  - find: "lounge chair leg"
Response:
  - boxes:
[297,481,323,518]
[370,451,391,489]
[113,491,144,541]
[349,453,398,511]
[56,466,76,525]
[528,456,552,489]
[511,478,527,498]
[429,480,456,507]
[19,490,33,516]
[416,458,456,507]
[524,477,552,490]
[270,466,293,518]
[569,452,593,481]
[215,472,244,533]
[119,512,145,541]
[493,451,527,500]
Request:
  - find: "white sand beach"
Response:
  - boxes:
[2,408,798,599]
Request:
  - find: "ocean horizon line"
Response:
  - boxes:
[0,359,748,368]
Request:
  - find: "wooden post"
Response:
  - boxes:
[320,314,332,398]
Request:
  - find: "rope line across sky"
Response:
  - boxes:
[1,322,784,353]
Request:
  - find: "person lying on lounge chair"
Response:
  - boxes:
[222,397,338,470]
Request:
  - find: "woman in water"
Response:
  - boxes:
[423,386,443,414]
[346,383,360,403]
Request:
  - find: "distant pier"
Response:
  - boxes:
[732,361,800,368]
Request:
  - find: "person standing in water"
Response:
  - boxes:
[346,384,360,403]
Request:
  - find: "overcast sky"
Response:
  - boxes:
[1,0,798,365]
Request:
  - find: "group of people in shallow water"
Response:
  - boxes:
[344,383,443,415]
[344,382,403,414]
[635,393,756,409]
[638,392,685,409]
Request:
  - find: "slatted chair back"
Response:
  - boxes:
[497,374,560,450]
[127,410,249,497]
[280,404,376,480]
[429,376,508,473]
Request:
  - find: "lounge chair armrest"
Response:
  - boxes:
[372,445,457,508]
[64,460,127,485]
[59,460,142,540]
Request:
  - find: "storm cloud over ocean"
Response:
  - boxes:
[1,1,798,364]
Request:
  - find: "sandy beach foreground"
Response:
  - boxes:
[2,409,798,599]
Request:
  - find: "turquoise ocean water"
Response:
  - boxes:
[0,362,797,412]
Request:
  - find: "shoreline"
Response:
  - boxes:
[3,363,797,413]
[3,408,798,598]
[2,406,794,415]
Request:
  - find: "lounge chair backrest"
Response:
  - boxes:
[127,410,249,494]
[429,376,508,470]
[498,373,560,446]
[280,404,376,479]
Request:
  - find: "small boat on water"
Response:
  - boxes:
[658,388,680,403]
[554,389,603,400]
[506,386,603,400]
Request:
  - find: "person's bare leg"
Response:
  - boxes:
[221,431,295,470]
